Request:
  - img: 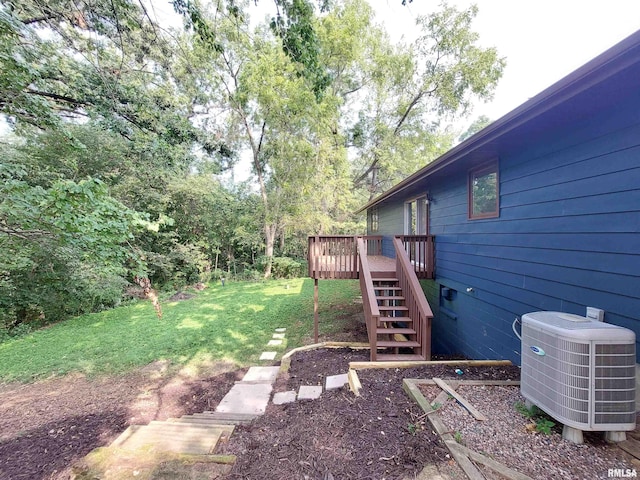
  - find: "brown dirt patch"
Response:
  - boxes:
[167,292,196,302]
[0,363,246,480]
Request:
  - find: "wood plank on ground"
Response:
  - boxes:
[347,369,362,396]
[618,437,640,460]
[112,422,229,455]
[349,359,512,370]
[433,378,487,421]
[454,443,535,480]
[406,379,520,387]
[404,378,535,480]
[402,379,485,480]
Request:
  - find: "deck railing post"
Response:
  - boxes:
[314,278,319,343]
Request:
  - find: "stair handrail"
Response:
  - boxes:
[356,237,380,361]
[392,236,433,360]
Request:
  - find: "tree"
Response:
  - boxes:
[0,160,142,327]
[177,1,347,277]
[458,114,492,143]
[0,0,226,158]
[347,3,505,197]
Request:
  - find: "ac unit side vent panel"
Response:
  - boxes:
[521,312,636,432]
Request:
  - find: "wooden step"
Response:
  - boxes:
[376,340,421,348]
[372,278,399,283]
[376,353,425,361]
[155,419,235,433]
[378,316,413,324]
[167,416,237,426]
[194,412,258,424]
[378,305,409,312]
[373,286,402,291]
[376,328,416,335]
[111,423,229,454]
[375,296,405,301]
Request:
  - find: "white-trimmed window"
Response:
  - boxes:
[469,160,499,219]
[404,195,428,235]
[369,207,379,233]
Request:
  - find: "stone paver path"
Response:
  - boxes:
[98,327,452,478]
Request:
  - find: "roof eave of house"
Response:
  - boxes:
[355,29,640,215]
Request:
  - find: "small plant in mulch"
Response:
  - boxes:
[514,401,556,435]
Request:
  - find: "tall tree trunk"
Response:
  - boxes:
[263,223,277,278]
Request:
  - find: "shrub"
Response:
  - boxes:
[258,256,306,279]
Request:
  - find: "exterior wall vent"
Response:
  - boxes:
[521,311,636,441]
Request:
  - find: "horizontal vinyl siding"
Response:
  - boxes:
[429,118,640,364]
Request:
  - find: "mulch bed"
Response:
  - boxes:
[0,343,546,480]
[220,349,521,479]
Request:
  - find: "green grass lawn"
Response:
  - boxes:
[0,278,360,383]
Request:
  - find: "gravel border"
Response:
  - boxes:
[420,383,636,480]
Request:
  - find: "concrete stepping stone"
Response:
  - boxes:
[275,328,286,333]
[241,366,280,384]
[216,383,273,415]
[260,351,277,360]
[267,339,283,346]
[273,391,297,405]
[325,373,349,391]
[298,385,322,400]
[272,333,285,339]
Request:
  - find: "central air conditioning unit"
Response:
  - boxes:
[520,311,636,443]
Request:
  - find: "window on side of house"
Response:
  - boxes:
[468,160,499,219]
[369,207,379,233]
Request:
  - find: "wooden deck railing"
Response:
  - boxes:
[393,237,434,360]
[397,235,435,279]
[308,235,382,279]
[356,237,380,361]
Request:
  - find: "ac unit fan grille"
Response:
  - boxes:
[593,343,636,426]
[521,326,590,425]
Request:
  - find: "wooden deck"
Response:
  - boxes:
[308,235,434,360]
[308,235,434,280]
[310,254,395,279]
[366,255,396,274]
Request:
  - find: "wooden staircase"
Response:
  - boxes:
[372,277,424,361]
[355,237,433,362]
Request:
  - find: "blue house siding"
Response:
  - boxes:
[374,202,403,258]
[361,34,640,363]
[425,108,640,364]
